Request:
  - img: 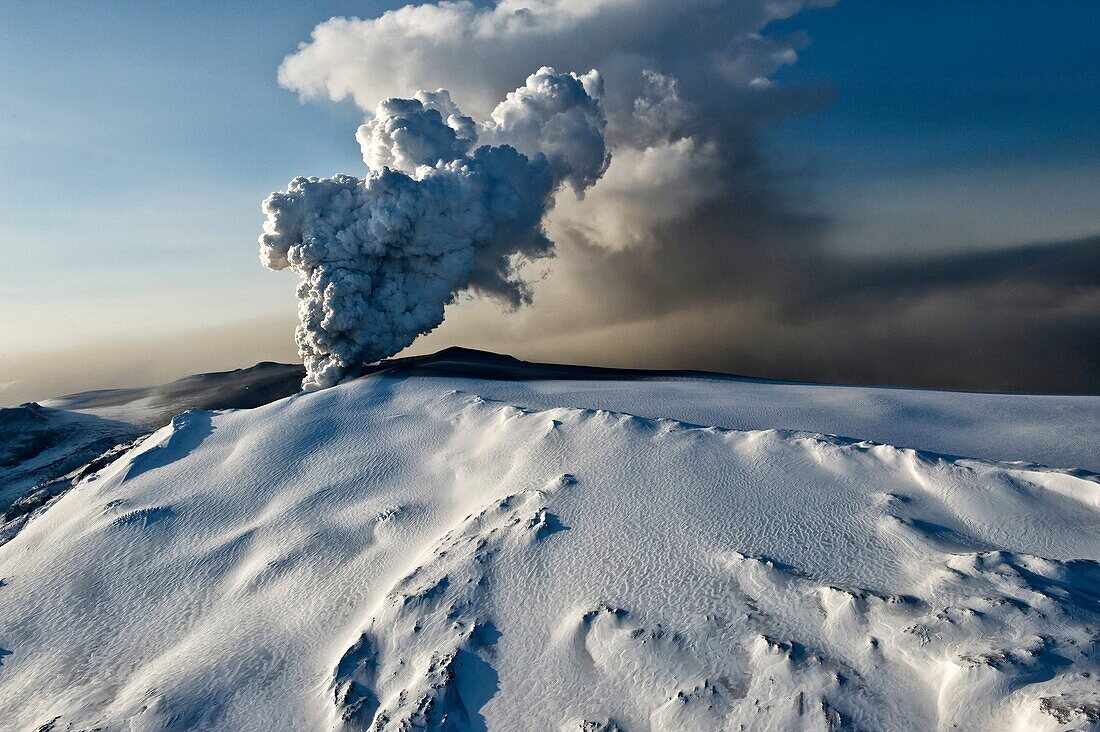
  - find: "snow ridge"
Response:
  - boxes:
[334,475,573,730]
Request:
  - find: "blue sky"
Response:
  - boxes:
[1,2,399,352]
[771,1,1100,175]
[767,0,1100,254]
[2,0,1098,396]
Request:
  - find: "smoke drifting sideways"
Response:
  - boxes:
[260,68,609,389]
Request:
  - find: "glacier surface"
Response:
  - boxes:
[0,363,1097,730]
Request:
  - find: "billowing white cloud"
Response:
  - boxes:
[277,0,831,122]
[355,91,477,174]
[483,68,609,193]
[260,68,608,389]
[276,0,831,255]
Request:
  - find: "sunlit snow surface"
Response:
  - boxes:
[0,373,1097,731]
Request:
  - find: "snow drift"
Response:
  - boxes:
[0,369,1097,731]
[260,68,609,389]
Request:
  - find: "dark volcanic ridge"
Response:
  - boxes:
[357,346,737,383]
[43,361,308,415]
[43,347,741,417]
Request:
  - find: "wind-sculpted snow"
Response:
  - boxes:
[333,477,571,730]
[261,68,609,389]
[0,376,1097,730]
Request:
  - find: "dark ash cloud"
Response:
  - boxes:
[488,233,1100,393]
[273,0,1096,393]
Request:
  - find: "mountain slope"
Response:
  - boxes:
[0,372,1096,731]
[0,403,140,518]
[40,361,306,430]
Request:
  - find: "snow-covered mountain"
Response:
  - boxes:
[0,350,1097,731]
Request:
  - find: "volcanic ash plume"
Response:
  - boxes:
[260,67,609,389]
